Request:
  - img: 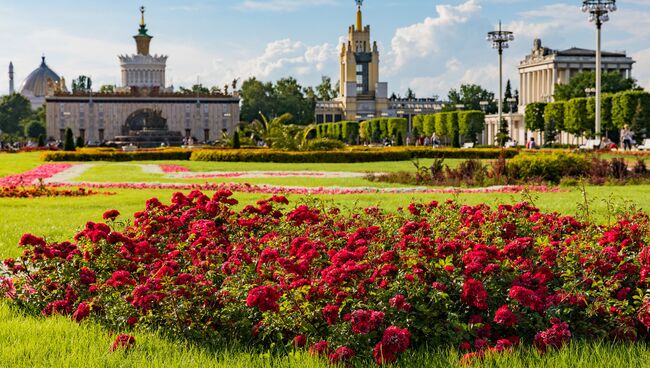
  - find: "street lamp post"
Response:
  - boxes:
[487,22,514,146]
[582,0,616,136]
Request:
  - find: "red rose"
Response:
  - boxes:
[381,326,410,354]
[246,285,281,313]
[72,302,91,322]
[322,304,339,325]
[494,305,518,327]
[461,278,489,310]
[102,209,120,220]
[110,334,135,352]
[329,346,355,364]
[309,340,329,356]
[292,334,307,348]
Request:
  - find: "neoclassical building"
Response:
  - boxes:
[315,1,440,123]
[483,39,635,146]
[14,56,67,109]
[518,39,634,106]
[45,7,239,145]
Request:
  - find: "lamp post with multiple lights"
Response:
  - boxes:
[582,0,616,136]
[487,22,514,145]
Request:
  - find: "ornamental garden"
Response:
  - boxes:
[0,145,649,367]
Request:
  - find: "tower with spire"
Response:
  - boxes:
[118,6,168,91]
[9,62,14,94]
[336,0,386,120]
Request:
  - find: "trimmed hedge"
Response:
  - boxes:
[42,149,192,162]
[190,147,519,163]
[507,152,591,183]
[359,118,407,142]
[316,121,359,143]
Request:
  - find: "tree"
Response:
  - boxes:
[448,84,497,113]
[544,118,558,147]
[504,80,513,113]
[554,71,637,101]
[24,120,45,138]
[496,118,510,147]
[612,91,650,133]
[99,85,115,93]
[273,77,314,125]
[458,111,485,143]
[179,84,210,94]
[564,98,592,137]
[0,94,33,135]
[544,102,565,132]
[240,77,275,122]
[406,88,416,100]
[316,76,338,101]
[72,76,92,93]
[525,102,547,132]
[64,128,75,151]
[75,136,85,148]
[631,99,649,141]
[232,130,241,149]
[37,135,45,147]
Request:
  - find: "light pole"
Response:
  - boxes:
[487,21,514,145]
[582,0,616,136]
[585,87,597,97]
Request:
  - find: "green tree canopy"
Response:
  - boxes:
[239,77,315,125]
[448,84,497,114]
[525,102,547,131]
[0,93,33,135]
[72,76,92,93]
[316,76,338,101]
[554,71,637,101]
[24,120,45,138]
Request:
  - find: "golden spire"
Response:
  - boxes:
[356,4,362,31]
[140,6,146,27]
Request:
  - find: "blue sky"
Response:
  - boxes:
[1,0,648,98]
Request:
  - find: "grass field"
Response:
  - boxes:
[1,152,649,367]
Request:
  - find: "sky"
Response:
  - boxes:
[1,0,649,99]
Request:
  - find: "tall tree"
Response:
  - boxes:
[0,94,33,135]
[504,80,513,113]
[316,76,338,101]
[406,88,416,100]
[448,84,497,113]
[554,71,637,101]
[240,77,275,122]
[72,76,92,93]
[273,77,314,125]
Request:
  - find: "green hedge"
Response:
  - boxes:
[42,149,192,162]
[360,118,407,142]
[316,121,359,143]
[190,147,519,163]
[507,152,591,183]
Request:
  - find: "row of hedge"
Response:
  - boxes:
[526,90,650,139]
[315,121,359,142]
[359,118,408,142]
[412,111,485,146]
[42,149,192,162]
[190,147,518,163]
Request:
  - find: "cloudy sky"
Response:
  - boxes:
[1,0,648,98]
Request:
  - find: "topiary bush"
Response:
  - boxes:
[507,153,591,183]
[303,138,345,151]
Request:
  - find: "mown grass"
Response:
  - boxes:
[1,152,650,367]
[1,299,648,368]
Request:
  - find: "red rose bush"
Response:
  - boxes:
[1,191,650,364]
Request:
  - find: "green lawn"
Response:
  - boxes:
[1,152,649,367]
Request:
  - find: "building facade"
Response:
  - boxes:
[17,56,67,109]
[483,39,635,146]
[518,39,634,106]
[45,7,239,145]
[315,1,439,124]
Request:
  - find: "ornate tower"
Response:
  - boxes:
[8,62,14,94]
[119,6,168,90]
[337,0,386,120]
[134,6,153,56]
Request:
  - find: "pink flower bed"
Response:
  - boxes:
[48,181,565,195]
[3,191,650,365]
[0,164,72,187]
[159,165,190,173]
[186,172,329,179]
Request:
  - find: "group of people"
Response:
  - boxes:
[523,124,637,151]
[406,133,441,147]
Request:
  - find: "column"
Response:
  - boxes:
[521,72,527,105]
[551,67,557,100]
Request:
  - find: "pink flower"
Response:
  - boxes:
[534,321,571,352]
[329,346,355,364]
[309,341,329,356]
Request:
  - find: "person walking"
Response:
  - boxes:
[621,124,633,151]
[526,137,537,149]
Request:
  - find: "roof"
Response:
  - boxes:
[557,47,627,58]
[19,57,62,97]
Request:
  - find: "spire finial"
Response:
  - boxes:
[140,6,146,27]
[355,0,363,31]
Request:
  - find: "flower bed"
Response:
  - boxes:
[159,164,190,173]
[0,186,114,198]
[0,164,72,186]
[46,181,565,195]
[2,192,649,365]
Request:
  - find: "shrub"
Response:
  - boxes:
[63,129,75,151]
[232,130,241,149]
[42,148,192,162]
[303,138,345,151]
[3,192,650,365]
[75,136,85,148]
[191,147,519,163]
[507,153,591,183]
